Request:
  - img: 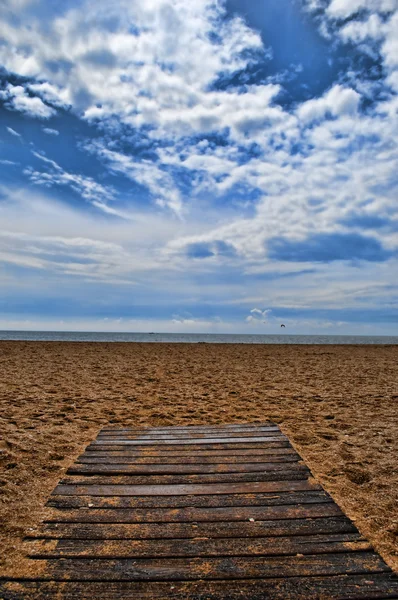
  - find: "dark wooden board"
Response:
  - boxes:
[23,551,389,581]
[44,502,343,524]
[3,423,396,599]
[54,478,319,496]
[27,516,357,539]
[67,461,306,476]
[82,446,293,457]
[2,575,398,600]
[97,427,281,442]
[85,440,291,451]
[100,423,275,432]
[59,472,311,487]
[48,489,332,510]
[58,469,310,486]
[90,436,286,446]
[76,452,300,464]
[96,432,283,441]
[27,532,368,559]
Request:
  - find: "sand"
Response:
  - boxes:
[0,341,397,575]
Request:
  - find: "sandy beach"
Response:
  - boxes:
[0,341,397,575]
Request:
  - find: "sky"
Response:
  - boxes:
[0,0,397,335]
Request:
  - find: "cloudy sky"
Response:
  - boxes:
[0,0,397,334]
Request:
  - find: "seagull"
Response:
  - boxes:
[280,324,285,328]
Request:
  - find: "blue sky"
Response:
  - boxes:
[0,0,397,334]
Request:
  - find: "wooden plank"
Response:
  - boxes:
[100,423,276,432]
[93,432,284,441]
[27,516,357,540]
[79,443,296,459]
[48,489,332,510]
[76,452,300,464]
[2,574,398,599]
[67,461,306,476]
[95,435,286,443]
[99,425,279,430]
[23,552,389,581]
[82,447,293,457]
[26,532,369,559]
[85,441,291,451]
[53,479,321,496]
[58,469,310,488]
[97,427,281,436]
[90,436,286,445]
[96,431,283,441]
[44,503,343,524]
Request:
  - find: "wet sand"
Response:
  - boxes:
[0,341,397,574]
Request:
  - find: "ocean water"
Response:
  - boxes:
[0,331,397,344]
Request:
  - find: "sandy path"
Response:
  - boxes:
[0,341,397,574]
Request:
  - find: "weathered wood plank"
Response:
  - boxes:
[100,423,276,432]
[82,447,293,457]
[21,552,390,581]
[48,489,332,510]
[2,574,398,600]
[59,469,310,487]
[96,431,283,441]
[67,461,305,476]
[90,436,286,446]
[53,479,321,496]
[27,516,357,540]
[85,440,291,451]
[76,452,300,464]
[44,502,343,524]
[26,533,368,559]
[97,427,281,440]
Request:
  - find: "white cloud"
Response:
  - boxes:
[6,126,21,137]
[128,84,283,141]
[86,143,183,215]
[381,11,398,70]
[1,181,397,333]
[0,159,19,165]
[164,98,397,261]
[0,84,57,118]
[251,308,270,317]
[305,0,398,93]
[0,0,266,133]
[297,85,361,124]
[0,229,133,280]
[340,13,385,43]
[43,128,60,136]
[246,308,272,323]
[28,82,69,109]
[326,0,396,19]
[171,313,224,330]
[23,151,117,214]
[1,0,37,9]
[0,184,184,288]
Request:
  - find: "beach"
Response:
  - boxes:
[0,341,397,574]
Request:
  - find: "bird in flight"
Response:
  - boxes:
[280,324,285,328]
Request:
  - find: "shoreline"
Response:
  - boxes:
[1,332,398,345]
[1,341,397,575]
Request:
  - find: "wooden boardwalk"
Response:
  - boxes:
[1,423,397,598]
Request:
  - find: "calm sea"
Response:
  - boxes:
[0,331,397,344]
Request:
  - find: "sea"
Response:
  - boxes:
[0,331,397,344]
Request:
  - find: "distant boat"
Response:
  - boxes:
[148,332,155,334]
